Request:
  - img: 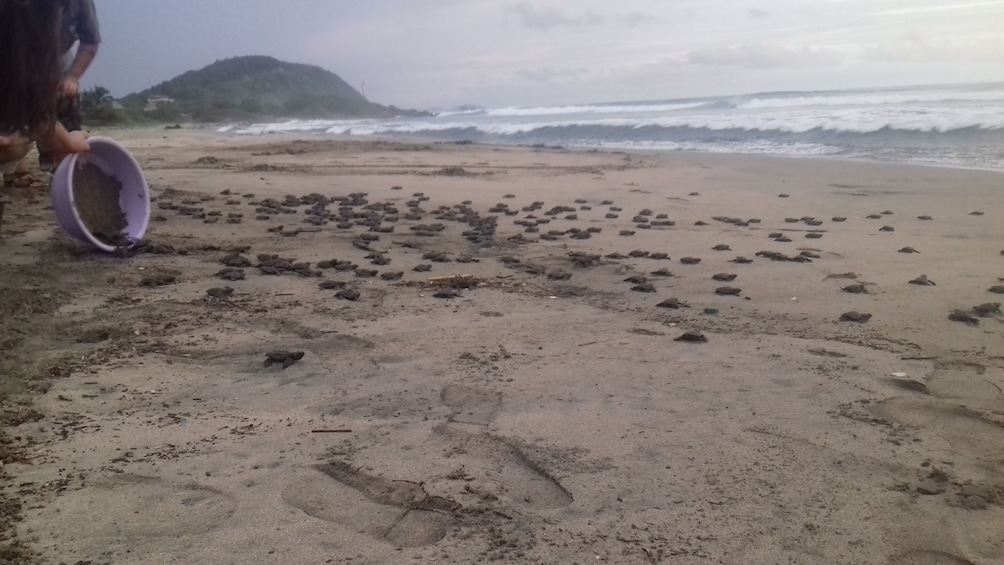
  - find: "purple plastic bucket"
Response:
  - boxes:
[51,137,150,253]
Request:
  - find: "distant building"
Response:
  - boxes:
[144,96,175,112]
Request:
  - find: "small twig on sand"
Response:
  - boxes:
[311,429,352,433]
[901,356,938,360]
[578,339,613,347]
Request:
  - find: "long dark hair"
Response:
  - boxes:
[0,0,63,138]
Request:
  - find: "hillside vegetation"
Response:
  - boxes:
[114,55,428,123]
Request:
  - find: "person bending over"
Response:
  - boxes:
[0,0,90,181]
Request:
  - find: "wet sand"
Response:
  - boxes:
[1,127,1003,564]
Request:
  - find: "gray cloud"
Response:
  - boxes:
[507,3,593,30]
[506,3,656,30]
[515,66,589,82]
[686,42,842,69]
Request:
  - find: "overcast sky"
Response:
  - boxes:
[84,0,1004,110]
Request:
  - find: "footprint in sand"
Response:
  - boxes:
[438,384,573,511]
[43,474,236,544]
[888,550,976,565]
[281,462,456,548]
[282,384,572,548]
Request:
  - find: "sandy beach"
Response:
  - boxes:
[1,127,1002,564]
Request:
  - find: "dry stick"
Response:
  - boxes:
[901,356,938,360]
[578,339,613,347]
[311,429,352,433]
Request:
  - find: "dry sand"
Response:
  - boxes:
[1,128,1003,564]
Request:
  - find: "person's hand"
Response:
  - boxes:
[61,77,82,98]
[50,127,90,168]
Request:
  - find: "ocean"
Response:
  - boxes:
[220,82,1004,171]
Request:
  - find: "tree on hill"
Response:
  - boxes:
[119,55,428,122]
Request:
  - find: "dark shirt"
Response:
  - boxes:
[60,0,101,55]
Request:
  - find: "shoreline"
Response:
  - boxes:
[2,129,1002,563]
[114,121,1004,175]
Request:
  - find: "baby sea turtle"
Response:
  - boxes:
[784,218,800,223]
[619,230,636,236]
[645,252,667,260]
[769,232,783,238]
[712,273,738,282]
[879,226,894,232]
[799,251,820,259]
[433,288,462,299]
[206,286,234,299]
[216,267,246,281]
[656,297,689,309]
[264,350,305,369]
[712,244,731,251]
[680,257,702,265]
[989,285,1004,294]
[694,221,709,226]
[628,249,649,258]
[775,236,793,243]
[832,217,847,222]
[412,264,433,272]
[318,280,347,290]
[335,289,361,301]
[650,268,674,277]
[380,271,404,281]
[898,246,920,253]
[909,275,936,286]
[917,215,933,220]
[674,330,707,343]
[972,302,1001,316]
[355,268,378,278]
[970,211,984,216]
[778,194,790,198]
[624,275,648,284]
[547,270,572,281]
[948,310,979,326]
[631,283,656,293]
[841,284,868,294]
[715,286,742,296]
[730,256,753,264]
[839,311,872,323]
[805,233,823,239]
[866,214,882,219]
[881,210,894,215]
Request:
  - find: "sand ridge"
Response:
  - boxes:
[0,129,1002,564]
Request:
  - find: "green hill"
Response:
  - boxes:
[119,55,429,122]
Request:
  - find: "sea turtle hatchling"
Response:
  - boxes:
[730,256,753,264]
[841,284,868,294]
[631,283,656,293]
[656,298,689,309]
[712,244,731,251]
[205,286,234,299]
[649,252,670,260]
[712,273,738,282]
[879,226,895,232]
[624,275,648,284]
[650,268,674,277]
[948,310,979,326]
[680,257,702,265]
[839,311,872,323]
[989,285,1004,294]
[264,350,305,369]
[972,302,1001,316]
[674,330,707,343]
[909,274,936,286]
[898,247,920,253]
[715,286,742,296]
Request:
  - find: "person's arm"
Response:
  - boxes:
[61,43,98,98]
[47,124,90,165]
